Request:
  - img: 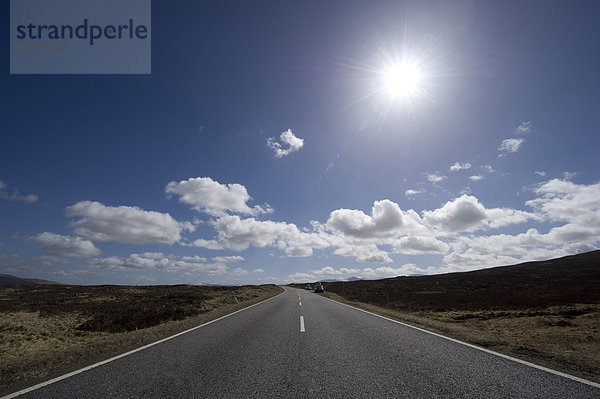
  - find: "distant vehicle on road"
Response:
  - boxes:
[314,282,324,293]
[304,284,312,290]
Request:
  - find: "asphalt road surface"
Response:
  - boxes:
[4,287,599,398]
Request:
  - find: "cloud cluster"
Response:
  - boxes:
[498,121,532,157]
[423,195,535,233]
[25,170,600,282]
[327,200,404,239]
[212,215,329,257]
[498,138,525,155]
[426,172,447,183]
[515,121,533,134]
[87,252,237,275]
[267,129,304,158]
[442,179,600,269]
[287,263,443,282]
[0,181,38,203]
[394,235,449,255]
[319,200,449,262]
[175,177,597,270]
[427,195,489,233]
[66,201,195,244]
[405,189,425,197]
[183,238,223,250]
[526,179,600,232]
[166,177,272,217]
[332,244,393,263]
[29,232,101,258]
[449,162,471,172]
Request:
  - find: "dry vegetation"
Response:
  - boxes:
[0,284,282,391]
[302,251,600,382]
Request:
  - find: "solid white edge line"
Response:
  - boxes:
[2,289,287,399]
[326,297,600,389]
[300,315,305,332]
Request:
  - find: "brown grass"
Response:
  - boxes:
[0,284,282,392]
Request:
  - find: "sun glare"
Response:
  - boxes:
[383,62,422,98]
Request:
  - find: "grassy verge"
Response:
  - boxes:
[0,284,283,392]
[326,292,599,383]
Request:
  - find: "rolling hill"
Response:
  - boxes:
[0,274,61,285]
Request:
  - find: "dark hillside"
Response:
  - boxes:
[0,274,61,285]
[322,250,600,312]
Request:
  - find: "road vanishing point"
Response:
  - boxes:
[3,287,599,398]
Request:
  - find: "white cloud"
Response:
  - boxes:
[393,235,449,255]
[212,255,244,263]
[481,165,495,173]
[515,121,533,134]
[320,200,453,263]
[363,265,432,278]
[30,232,101,257]
[546,223,600,243]
[326,200,404,239]
[253,268,265,273]
[287,264,440,282]
[181,255,207,262]
[332,244,393,263]
[88,252,230,275]
[526,179,600,224]
[212,215,329,257]
[426,172,447,183]
[65,201,194,244]
[405,189,425,196]
[213,215,297,250]
[311,266,362,276]
[498,138,525,155]
[485,208,537,229]
[0,181,38,203]
[469,175,484,181]
[534,171,546,177]
[165,177,272,217]
[442,251,523,270]
[449,162,472,172]
[231,267,248,276]
[182,238,223,250]
[287,272,316,282]
[179,178,600,275]
[266,129,304,158]
[423,195,487,233]
[439,179,600,271]
[443,226,599,272]
[423,195,534,234]
[60,174,597,278]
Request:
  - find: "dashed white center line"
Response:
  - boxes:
[300,316,305,332]
[299,302,302,306]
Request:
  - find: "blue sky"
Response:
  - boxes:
[2,1,600,285]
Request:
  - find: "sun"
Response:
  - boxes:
[383,62,422,98]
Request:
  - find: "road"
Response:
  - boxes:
[4,287,599,398]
